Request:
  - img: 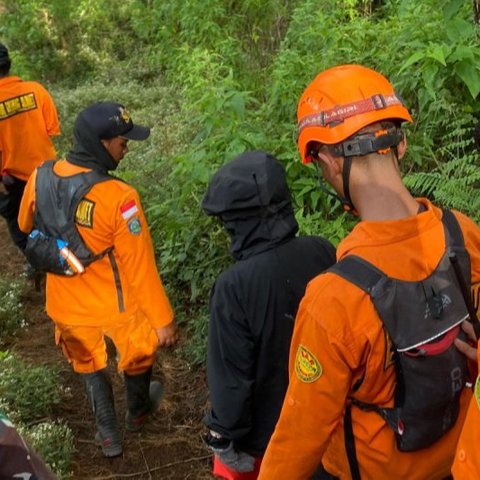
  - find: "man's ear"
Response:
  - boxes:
[396,131,407,160]
[315,148,343,178]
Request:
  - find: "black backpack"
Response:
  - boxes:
[25,161,113,276]
[330,209,470,478]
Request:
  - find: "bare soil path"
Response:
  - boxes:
[0,219,212,479]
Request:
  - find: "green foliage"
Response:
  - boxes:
[0,276,26,342]
[0,352,65,422]
[0,0,144,83]
[2,0,479,365]
[405,114,480,221]
[51,80,183,158]
[21,421,74,479]
[0,352,73,477]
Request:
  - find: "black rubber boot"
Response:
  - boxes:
[82,369,122,457]
[124,367,163,432]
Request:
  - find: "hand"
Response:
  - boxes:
[0,182,7,195]
[155,322,179,347]
[454,321,477,362]
[211,441,255,473]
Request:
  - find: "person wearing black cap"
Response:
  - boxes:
[202,151,336,479]
[18,102,178,458]
[0,41,60,252]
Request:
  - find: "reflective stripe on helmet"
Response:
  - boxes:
[298,93,405,134]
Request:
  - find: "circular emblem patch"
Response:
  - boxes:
[475,375,480,410]
[295,344,322,383]
[128,216,142,235]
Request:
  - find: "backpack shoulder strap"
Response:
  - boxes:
[329,254,386,295]
[441,208,465,249]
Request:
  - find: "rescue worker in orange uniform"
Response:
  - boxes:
[258,65,480,480]
[451,121,480,479]
[18,102,178,458]
[0,42,60,251]
[452,322,480,479]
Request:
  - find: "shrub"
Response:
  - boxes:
[20,420,74,479]
[0,352,74,478]
[0,276,27,342]
[0,352,65,422]
[2,0,479,365]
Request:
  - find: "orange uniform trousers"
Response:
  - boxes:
[55,310,158,375]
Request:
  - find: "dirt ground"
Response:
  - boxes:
[0,219,213,479]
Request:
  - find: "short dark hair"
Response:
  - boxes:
[0,42,11,77]
[0,60,11,77]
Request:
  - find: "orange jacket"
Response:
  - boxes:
[18,160,173,329]
[259,199,480,480]
[0,76,60,181]
[452,340,480,480]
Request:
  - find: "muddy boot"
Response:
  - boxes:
[124,367,163,432]
[82,370,122,457]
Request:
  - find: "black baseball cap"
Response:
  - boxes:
[77,102,150,141]
[0,42,10,67]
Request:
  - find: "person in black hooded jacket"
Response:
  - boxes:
[202,151,336,479]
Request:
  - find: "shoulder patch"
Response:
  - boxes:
[295,344,322,383]
[0,92,37,121]
[127,216,142,235]
[75,199,95,228]
[121,199,139,220]
[475,375,480,410]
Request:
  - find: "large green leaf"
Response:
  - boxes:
[427,44,447,66]
[399,51,425,72]
[443,0,466,21]
[446,18,475,43]
[455,61,480,98]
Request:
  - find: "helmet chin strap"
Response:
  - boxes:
[341,156,356,213]
[313,162,355,213]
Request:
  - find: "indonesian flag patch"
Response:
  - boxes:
[120,199,139,220]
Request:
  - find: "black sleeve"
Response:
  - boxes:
[204,274,255,441]
[317,237,337,266]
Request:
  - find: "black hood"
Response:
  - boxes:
[66,113,118,173]
[202,151,298,260]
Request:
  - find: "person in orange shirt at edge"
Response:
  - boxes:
[452,321,480,479]
[0,41,60,252]
[18,102,178,458]
[451,121,480,480]
[258,65,480,480]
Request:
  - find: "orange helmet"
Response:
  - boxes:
[297,64,413,163]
